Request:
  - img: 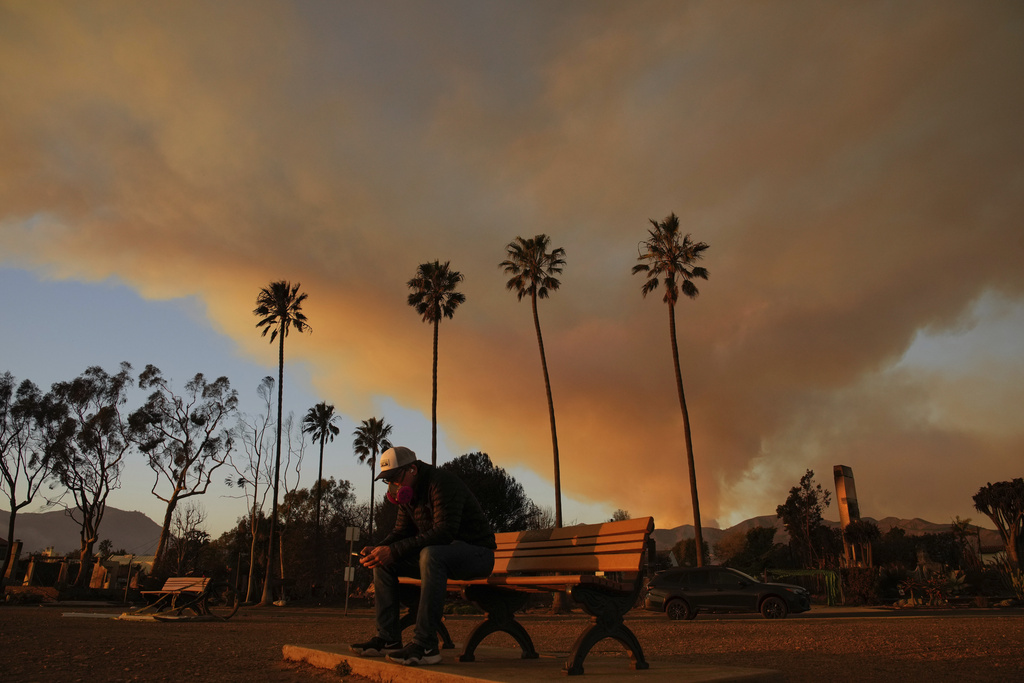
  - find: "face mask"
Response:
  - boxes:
[387,482,413,504]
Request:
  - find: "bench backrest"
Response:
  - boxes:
[492,516,653,576]
[160,577,210,593]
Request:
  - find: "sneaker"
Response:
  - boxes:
[386,642,443,666]
[350,636,401,657]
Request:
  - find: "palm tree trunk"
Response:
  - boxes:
[315,436,325,592]
[533,294,568,614]
[532,293,562,529]
[431,318,439,465]
[316,439,324,537]
[668,302,704,566]
[260,328,286,605]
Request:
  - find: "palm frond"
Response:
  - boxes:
[500,234,565,300]
[632,214,709,303]
[253,280,311,341]
[406,260,466,323]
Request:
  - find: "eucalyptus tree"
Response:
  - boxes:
[301,401,340,549]
[227,375,276,603]
[632,214,709,565]
[49,363,135,587]
[129,365,238,571]
[500,234,566,527]
[0,374,66,587]
[352,416,393,541]
[253,280,310,605]
[407,260,465,465]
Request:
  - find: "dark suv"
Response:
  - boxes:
[643,566,811,620]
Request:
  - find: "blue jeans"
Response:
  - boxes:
[374,541,495,648]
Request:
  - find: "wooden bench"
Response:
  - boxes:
[134,576,238,620]
[399,516,654,675]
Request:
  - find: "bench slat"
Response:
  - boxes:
[454,574,634,592]
[140,577,210,595]
[495,553,643,575]
[494,536,647,559]
[493,517,654,546]
[494,530,649,553]
[495,544,647,572]
[395,573,634,593]
[399,572,637,593]
[493,547,644,565]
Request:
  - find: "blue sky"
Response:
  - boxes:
[1,267,609,542]
[2,1,1022,543]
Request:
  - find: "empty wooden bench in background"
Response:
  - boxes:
[400,516,654,675]
[131,576,238,620]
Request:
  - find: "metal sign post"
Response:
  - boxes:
[344,527,360,615]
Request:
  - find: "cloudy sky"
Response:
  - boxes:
[2,1,1022,545]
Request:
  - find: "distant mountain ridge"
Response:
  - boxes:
[0,507,161,556]
[1,506,1001,557]
[650,515,1002,552]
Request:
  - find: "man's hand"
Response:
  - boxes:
[359,545,394,569]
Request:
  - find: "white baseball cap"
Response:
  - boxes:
[376,446,418,480]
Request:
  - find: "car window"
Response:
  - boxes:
[730,568,758,583]
[683,571,708,586]
[652,570,686,586]
[712,570,744,586]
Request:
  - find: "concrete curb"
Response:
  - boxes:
[283,643,783,682]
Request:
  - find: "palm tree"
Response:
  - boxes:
[253,280,310,604]
[632,214,709,566]
[352,417,393,541]
[500,234,566,528]
[301,401,339,558]
[406,260,465,465]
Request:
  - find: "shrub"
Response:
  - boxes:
[841,567,878,605]
[877,564,908,603]
[991,556,1024,602]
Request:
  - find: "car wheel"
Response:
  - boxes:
[666,599,694,621]
[760,596,788,619]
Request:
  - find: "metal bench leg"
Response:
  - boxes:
[460,585,538,662]
[135,593,172,614]
[564,585,649,675]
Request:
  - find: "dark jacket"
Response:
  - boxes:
[381,462,496,560]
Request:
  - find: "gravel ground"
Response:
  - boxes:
[2,603,1022,682]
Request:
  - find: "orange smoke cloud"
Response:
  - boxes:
[2,2,1023,530]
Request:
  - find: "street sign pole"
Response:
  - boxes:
[344,527,360,616]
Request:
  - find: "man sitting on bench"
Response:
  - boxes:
[350,446,496,666]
